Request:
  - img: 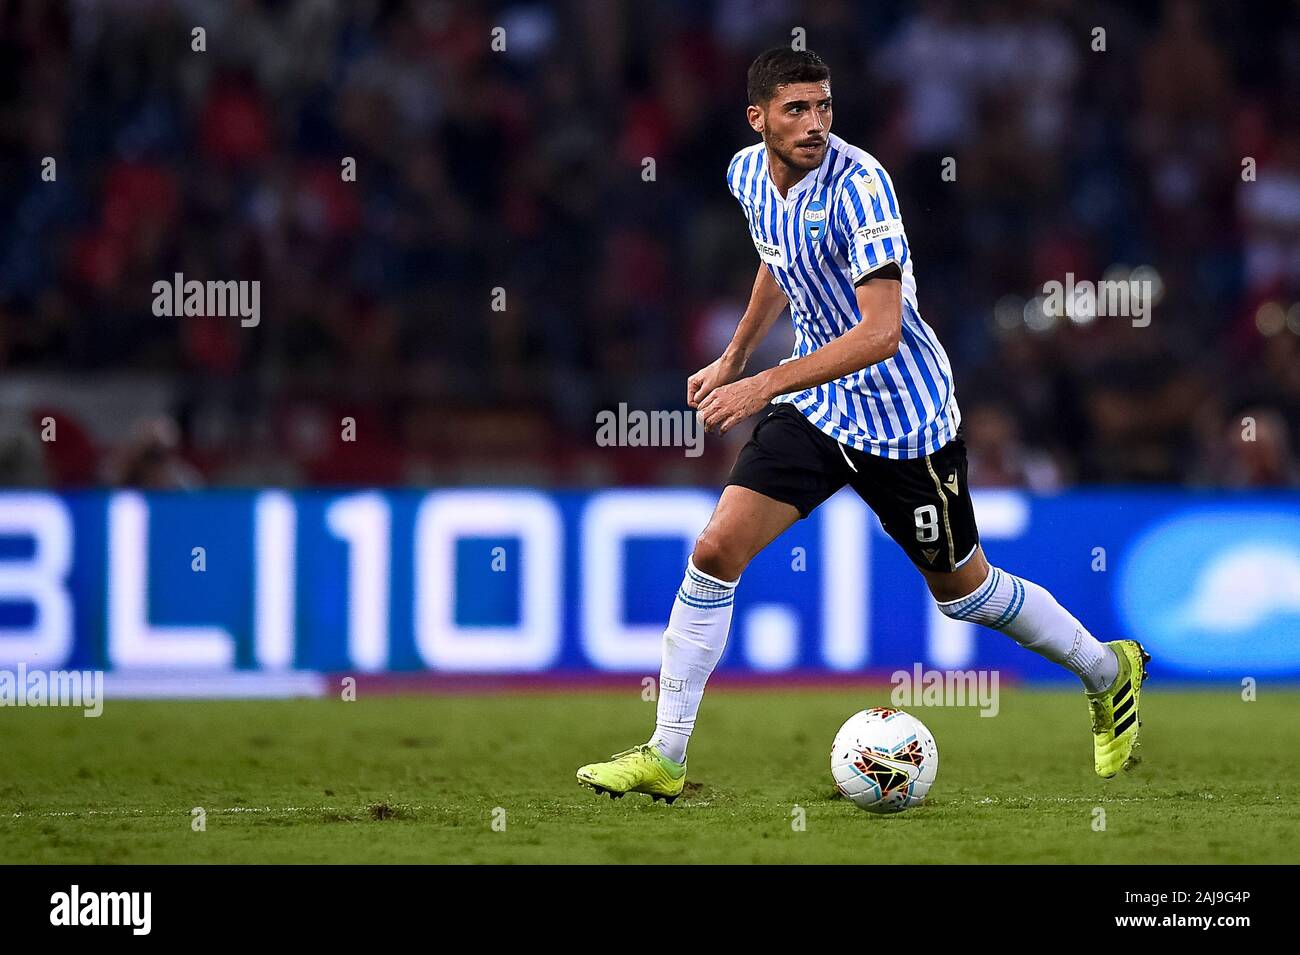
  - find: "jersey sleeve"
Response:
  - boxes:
[833,162,909,284]
[725,149,747,201]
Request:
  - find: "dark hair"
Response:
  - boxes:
[746,47,830,106]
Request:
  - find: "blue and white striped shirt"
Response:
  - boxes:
[726,132,960,459]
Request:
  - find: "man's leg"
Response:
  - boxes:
[845,431,1120,692]
[923,543,1150,777]
[648,485,799,762]
[845,431,1148,777]
[574,486,799,800]
[577,404,848,798]
[921,546,1118,692]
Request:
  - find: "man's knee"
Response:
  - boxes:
[691,532,746,582]
[925,547,991,603]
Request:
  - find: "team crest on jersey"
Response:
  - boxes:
[803,199,827,241]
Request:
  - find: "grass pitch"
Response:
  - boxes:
[2,686,1297,863]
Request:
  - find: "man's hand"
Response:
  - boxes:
[687,351,747,409]
[695,375,774,435]
[689,265,788,410]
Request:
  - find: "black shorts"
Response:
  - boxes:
[725,403,980,573]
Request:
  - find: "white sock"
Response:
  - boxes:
[648,558,739,764]
[937,565,1119,693]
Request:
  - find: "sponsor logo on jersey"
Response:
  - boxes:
[855,167,880,198]
[855,220,904,244]
[753,238,785,266]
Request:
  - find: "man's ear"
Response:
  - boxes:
[746,104,764,134]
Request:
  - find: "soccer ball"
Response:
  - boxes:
[830,707,938,813]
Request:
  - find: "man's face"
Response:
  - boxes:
[749,81,832,171]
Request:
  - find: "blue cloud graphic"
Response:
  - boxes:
[1118,510,1300,674]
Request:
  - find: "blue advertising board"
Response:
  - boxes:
[0,489,1297,682]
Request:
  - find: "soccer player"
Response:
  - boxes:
[576,48,1148,802]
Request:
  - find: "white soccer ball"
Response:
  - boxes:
[830,707,939,813]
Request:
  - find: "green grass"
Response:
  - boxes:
[2,687,1297,863]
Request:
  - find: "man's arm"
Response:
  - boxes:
[695,274,902,433]
[687,264,788,408]
[726,264,790,365]
[755,273,901,397]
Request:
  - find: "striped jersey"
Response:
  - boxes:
[726,132,960,459]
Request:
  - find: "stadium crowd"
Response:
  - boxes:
[1,0,1298,489]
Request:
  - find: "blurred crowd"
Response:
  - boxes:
[0,0,1298,489]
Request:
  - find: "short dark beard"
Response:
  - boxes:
[765,132,824,174]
